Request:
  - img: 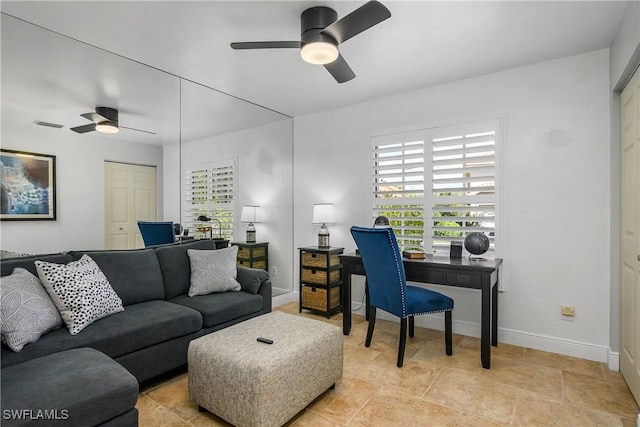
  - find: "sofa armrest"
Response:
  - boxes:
[258,280,272,313]
[236,266,271,313]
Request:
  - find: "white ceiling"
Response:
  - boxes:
[0,1,628,141]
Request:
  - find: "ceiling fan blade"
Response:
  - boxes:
[120,126,157,135]
[321,1,391,44]
[230,41,301,50]
[70,123,96,134]
[324,53,355,83]
[80,112,107,123]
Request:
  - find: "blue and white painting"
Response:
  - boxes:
[0,150,56,220]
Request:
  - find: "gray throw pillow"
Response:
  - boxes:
[187,246,241,296]
[35,255,124,335]
[0,268,62,351]
[236,266,269,294]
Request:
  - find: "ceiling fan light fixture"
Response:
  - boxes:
[300,41,339,65]
[95,121,120,134]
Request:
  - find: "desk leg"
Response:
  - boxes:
[481,283,491,369]
[343,266,352,335]
[492,280,498,347]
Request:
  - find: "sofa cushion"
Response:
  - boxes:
[0,253,73,278]
[1,348,138,427]
[236,266,269,295]
[0,268,62,351]
[170,291,263,328]
[36,255,125,335]
[187,247,241,296]
[1,300,202,368]
[70,249,165,305]
[155,240,217,300]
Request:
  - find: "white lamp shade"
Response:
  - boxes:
[241,205,259,223]
[312,203,336,224]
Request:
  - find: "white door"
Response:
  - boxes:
[621,65,640,405]
[105,162,157,249]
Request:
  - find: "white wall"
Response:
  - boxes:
[1,120,164,253]
[294,49,612,362]
[163,120,294,293]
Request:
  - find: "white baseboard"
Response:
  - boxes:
[350,302,614,367]
[272,291,297,307]
[608,349,620,371]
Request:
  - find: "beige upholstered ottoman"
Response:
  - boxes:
[188,311,343,427]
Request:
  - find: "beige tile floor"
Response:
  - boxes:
[137,302,639,426]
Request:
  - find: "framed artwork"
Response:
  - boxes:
[0,149,56,220]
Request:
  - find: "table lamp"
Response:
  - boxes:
[197,215,222,239]
[240,205,260,243]
[312,203,336,248]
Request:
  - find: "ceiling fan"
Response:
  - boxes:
[230,0,391,83]
[70,107,155,135]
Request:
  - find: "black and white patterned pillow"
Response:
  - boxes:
[187,246,241,296]
[0,268,62,351]
[35,255,124,335]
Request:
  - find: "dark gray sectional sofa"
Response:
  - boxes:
[0,239,272,426]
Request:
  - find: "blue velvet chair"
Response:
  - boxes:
[350,226,454,367]
[137,221,176,247]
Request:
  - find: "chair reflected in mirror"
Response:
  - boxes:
[350,225,454,367]
[137,221,176,247]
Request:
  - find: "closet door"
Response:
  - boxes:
[620,65,640,405]
[105,161,157,249]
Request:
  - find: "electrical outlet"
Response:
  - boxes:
[270,266,277,277]
[561,305,575,321]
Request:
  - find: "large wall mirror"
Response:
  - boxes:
[0,12,294,294]
[169,81,293,295]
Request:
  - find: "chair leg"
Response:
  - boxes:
[445,310,453,356]
[364,280,370,321]
[365,306,377,347]
[398,318,408,367]
[409,316,415,338]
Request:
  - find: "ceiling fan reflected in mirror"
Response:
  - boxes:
[230,0,391,83]
[70,107,156,135]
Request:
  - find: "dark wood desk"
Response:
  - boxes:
[340,253,503,369]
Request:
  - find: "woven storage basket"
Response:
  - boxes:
[251,260,267,270]
[301,268,340,285]
[302,286,340,311]
[301,252,341,268]
[237,246,267,259]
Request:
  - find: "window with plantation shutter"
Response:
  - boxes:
[372,119,500,256]
[184,159,236,240]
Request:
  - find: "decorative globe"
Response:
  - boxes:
[464,232,490,255]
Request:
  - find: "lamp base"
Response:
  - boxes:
[246,223,256,243]
[318,224,330,248]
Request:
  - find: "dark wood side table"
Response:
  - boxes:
[231,242,268,271]
[298,246,344,318]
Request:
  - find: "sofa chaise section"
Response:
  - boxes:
[1,348,138,427]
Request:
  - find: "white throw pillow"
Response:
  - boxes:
[35,255,124,335]
[187,246,241,296]
[0,268,62,351]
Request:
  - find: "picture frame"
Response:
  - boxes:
[0,149,56,220]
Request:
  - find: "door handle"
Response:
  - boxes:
[637,255,640,262]
[119,227,124,231]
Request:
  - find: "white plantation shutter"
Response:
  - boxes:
[429,121,498,255]
[373,120,500,255]
[184,159,236,240]
[372,133,426,250]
